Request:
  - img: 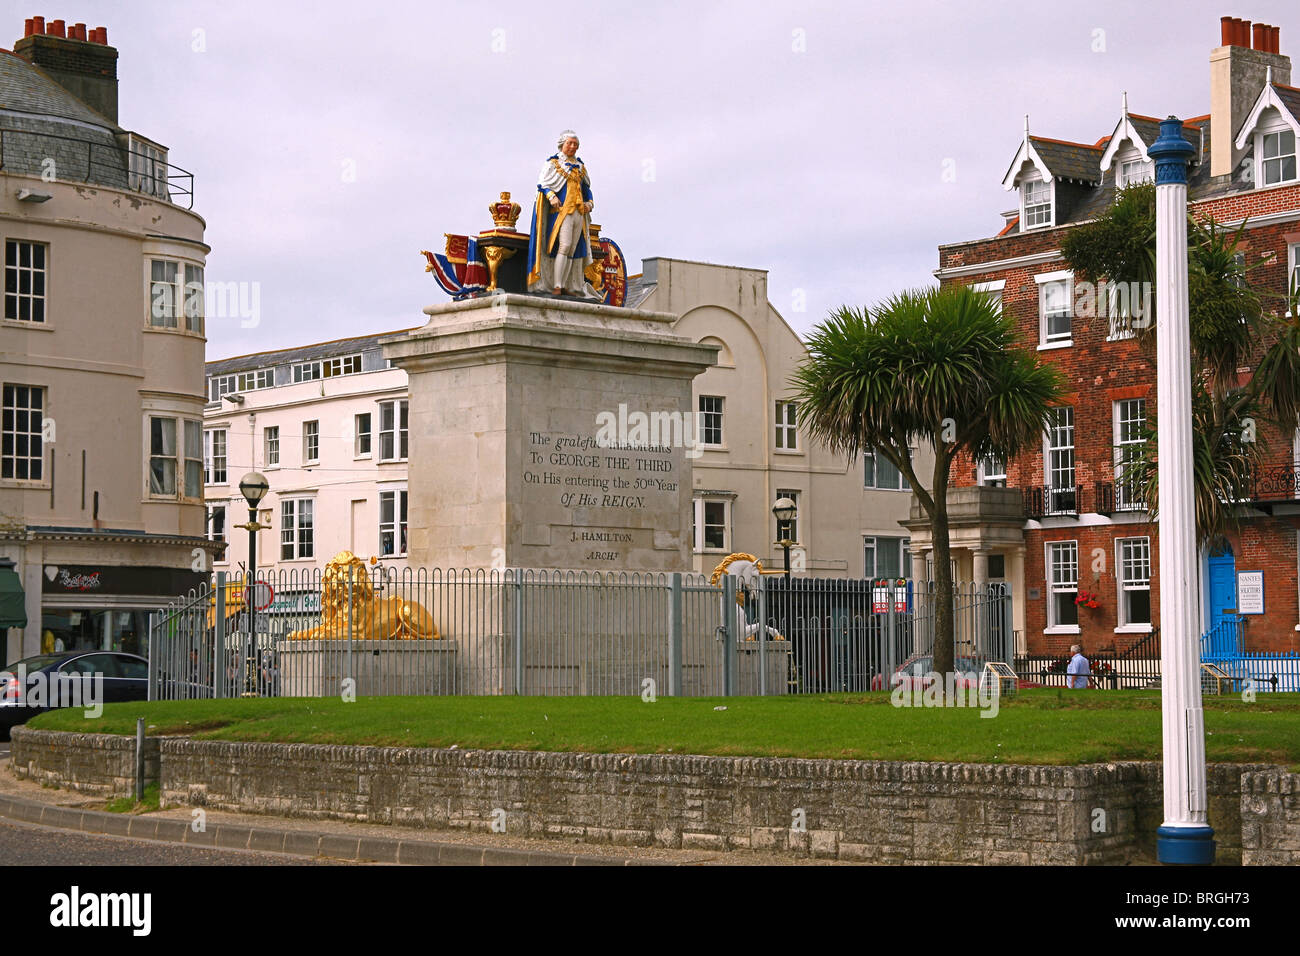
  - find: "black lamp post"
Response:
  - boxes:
[237,472,269,694]
[772,497,797,578]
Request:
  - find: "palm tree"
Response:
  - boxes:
[790,284,1064,678]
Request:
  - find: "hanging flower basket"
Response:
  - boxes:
[1073,590,1101,609]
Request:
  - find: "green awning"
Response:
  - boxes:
[0,564,26,629]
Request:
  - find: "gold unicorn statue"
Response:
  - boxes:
[286,551,440,640]
[709,552,784,641]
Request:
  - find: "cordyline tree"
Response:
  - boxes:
[790,285,1064,678]
[1060,181,1300,546]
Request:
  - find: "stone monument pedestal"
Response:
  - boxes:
[383,294,717,572]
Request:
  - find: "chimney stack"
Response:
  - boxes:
[1210,15,1291,179]
[12,16,118,124]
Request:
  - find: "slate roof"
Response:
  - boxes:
[624,273,656,309]
[0,49,129,189]
[1273,84,1300,125]
[1030,137,1103,183]
[206,329,419,377]
[1125,113,1166,149]
[998,115,1224,235]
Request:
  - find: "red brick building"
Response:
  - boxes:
[922,16,1300,661]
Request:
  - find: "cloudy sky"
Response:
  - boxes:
[41,0,1298,357]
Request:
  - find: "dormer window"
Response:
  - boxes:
[1237,90,1300,190]
[1022,178,1052,229]
[1262,128,1297,186]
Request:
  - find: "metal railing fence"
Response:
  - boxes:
[148,569,1014,700]
[0,125,195,208]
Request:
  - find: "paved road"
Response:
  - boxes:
[0,819,344,865]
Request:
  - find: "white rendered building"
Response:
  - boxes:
[2,22,218,659]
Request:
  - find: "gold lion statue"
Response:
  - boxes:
[286,551,440,640]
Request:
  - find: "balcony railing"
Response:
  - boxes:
[1248,463,1300,505]
[1023,484,1083,519]
[1095,480,1147,516]
[0,125,194,209]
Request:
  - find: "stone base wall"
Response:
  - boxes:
[1241,769,1300,864]
[10,728,1298,864]
[10,730,158,796]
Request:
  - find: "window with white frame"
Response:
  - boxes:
[977,454,1007,487]
[355,413,372,457]
[1046,540,1079,629]
[1022,177,1052,229]
[775,401,798,450]
[1114,398,1146,511]
[264,426,280,467]
[148,259,203,332]
[864,447,910,490]
[1117,158,1152,187]
[864,535,910,580]
[303,420,319,463]
[1044,406,1076,513]
[1116,537,1152,628]
[148,416,202,498]
[207,504,226,544]
[4,240,47,323]
[1036,271,1072,346]
[971,280,1004,314]
[379,490,408,556]
[280,498,314,560]
[1261,128,1297,186]
[324,355,362,377]
[208,368,273,402]
[2,384,45,481]
[775,488,800,543]
[204,428,227,484]
[378,400,408,461]
[699,396,724,447]
[292,354,361,383]
[128,136,169,199]
[692,498,730,552]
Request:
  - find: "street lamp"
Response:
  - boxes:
[237,472,270,695]
[772,497,797,578]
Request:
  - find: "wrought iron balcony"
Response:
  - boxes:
[1094,480,1147,516]
[1249,463,1300,511]
[1023,484,1083,519]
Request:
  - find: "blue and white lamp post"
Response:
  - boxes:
[1148,116,1215,865]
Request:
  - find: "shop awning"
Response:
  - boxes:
[0,561,27,629]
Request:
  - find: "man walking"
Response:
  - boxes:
[1067,644,1090,689]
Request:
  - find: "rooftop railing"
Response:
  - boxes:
[0,125,194,209]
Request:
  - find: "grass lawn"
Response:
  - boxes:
[25,689,1300,767]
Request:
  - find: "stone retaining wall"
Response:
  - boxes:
[1240,769,1300,864]
[10,728,1297,864]
[10,729,158,796]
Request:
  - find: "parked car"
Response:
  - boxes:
[0,651,148,739]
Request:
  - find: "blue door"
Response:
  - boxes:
[1207,550,1237,627]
